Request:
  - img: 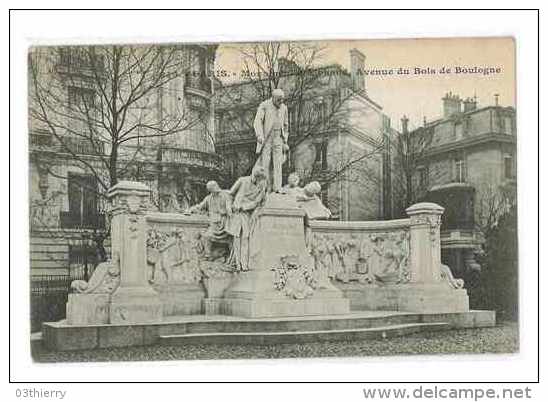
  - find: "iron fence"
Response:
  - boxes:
[30,260,98,333]
[30,275,71,333]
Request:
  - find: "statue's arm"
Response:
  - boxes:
[229,178,242,197]
[222,191,233,215]
[188,195,208,213]
[283,105,289,142]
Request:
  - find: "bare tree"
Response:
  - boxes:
[29,44,205,192]
[475,181,517,238]
[29,44,210,262]
[391,117,434,216]
[216,40,385,194]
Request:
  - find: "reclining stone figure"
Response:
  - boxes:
[283,172,331,221]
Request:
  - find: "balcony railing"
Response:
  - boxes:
[59,211,106,230]
[441,218,476,231]
[56,49,105,76]
[57,136,105,156]
[29,132,53,147]
[30,132,106,156]
[158,147,222,171]
[215,129,254,145]
[185,72,212,95]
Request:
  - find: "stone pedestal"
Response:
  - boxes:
[110,286,162,324]
[222,194,350,318]
[108,181,163,324]
[152,283,205,316]
[66,294,110,325]
[396,202,469,313]
[337,283,469,313]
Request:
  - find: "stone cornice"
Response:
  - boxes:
[418,133,516,160]
[145,212,209,227]
[309,218,411,232]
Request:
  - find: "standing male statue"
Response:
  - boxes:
[253,88,290,193]
[227,166,267,271]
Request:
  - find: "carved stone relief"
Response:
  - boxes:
[308,230,410,285]
[271,254,317,299]
[146,225,233,286]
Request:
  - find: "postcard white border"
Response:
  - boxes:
[8,9,540,387]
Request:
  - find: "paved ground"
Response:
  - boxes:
[31,322,518,363]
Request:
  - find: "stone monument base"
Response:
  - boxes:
[109,286,163,324]
[338,283,469,313]
[66,293,111,325]
[41,309,496,351]
[153,283,205,316]
[221,287,350,318]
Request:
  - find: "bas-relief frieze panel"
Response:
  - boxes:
[146,225,206,285]
[308,229,410,285]
[144,217,233,288]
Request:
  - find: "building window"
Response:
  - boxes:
[504,116,513,135]
[68,86,96,134]
[68,86,95,112]
[287,106,293,133]
[454,158,466,183]
[315,140,329,171]
[314,99,327,124]
[60,173,103,229]
[504,154,514,179]
[417,165,429,189]
[455,122,463,141]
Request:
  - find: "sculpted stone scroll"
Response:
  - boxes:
[440,264,465,289]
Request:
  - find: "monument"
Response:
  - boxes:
[44,171,493,351]
[220,191,350,317]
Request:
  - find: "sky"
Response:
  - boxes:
[215,37,515,132]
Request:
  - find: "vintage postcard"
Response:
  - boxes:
[28,37,517,362]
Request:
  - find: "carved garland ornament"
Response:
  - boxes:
[271,255,318,299]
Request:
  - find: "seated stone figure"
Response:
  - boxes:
[283,173,331,220]
[186,180,233,261]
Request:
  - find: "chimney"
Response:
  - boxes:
[401,115,409,135]
[442,92,462,118]
[350,48,366,92]
[463,96,477,113]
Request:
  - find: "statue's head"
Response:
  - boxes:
[251,166,266,182]
[272,88,284,108]
[287,172,300,188]
[206,180,221,193]
[303,181,322,197]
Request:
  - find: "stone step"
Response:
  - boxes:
[158,322,450,345]
[158,313,426,336]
